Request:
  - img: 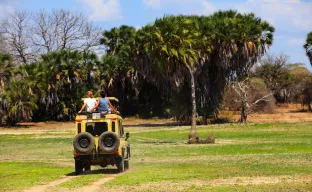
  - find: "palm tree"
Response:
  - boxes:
[196,10,274,122]
[100,26,139,115]
[304,32,312,65]
[17,50,100,121]
[2,79,38,125]
[101,25,136,56]
[100,25,136,83]
[0,52,14,92]
[0,52,14,124]
[17,61,56,121]
[134,11,274,142]
[80,51,101,89]
[135,15,202,142]
[40,50,100,120]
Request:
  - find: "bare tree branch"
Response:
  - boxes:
[232,79,273,123]
[1,11,34,64]
[1,9,102,64]
[249,92,273,110]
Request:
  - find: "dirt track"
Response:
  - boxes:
[23,176,74,192]
[22,174,118,192]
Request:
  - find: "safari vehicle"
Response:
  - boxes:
[73,97,130,175]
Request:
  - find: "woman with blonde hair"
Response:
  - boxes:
[78,91,97,114]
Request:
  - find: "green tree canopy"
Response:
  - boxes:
[100,25,139,116]
[304,32,312,65]
[0,52,14,92]
[2,79,38,125]
[134,10,274,142]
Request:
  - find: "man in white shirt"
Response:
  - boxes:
[78,91,97,114]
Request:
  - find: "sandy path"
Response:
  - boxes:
[22,173,119,192]
[23,176,75,192]
[77,174,118,192]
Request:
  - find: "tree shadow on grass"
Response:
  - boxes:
[0,124,37,129]
[209,117,232,124]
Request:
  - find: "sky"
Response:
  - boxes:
[0,0,311,69]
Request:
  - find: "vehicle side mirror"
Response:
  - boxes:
[125,132,130,141]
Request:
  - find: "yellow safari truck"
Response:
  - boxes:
[73,97,130,175]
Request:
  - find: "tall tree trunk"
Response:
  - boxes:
[185,63,198,143]
[240,106,246,123]
[307,88,311,112]
[240,101,248,123]
[307,51,312,66]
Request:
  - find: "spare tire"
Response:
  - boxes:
[73,132,95,153]
[98,131,120,153]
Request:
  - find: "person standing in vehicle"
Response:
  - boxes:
[78,91,97,114]
[90,90,119,114]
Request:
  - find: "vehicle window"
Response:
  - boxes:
[118,120,124,137]
[86,122,108,136]
[112,122,115,132]
[77,123,81,133]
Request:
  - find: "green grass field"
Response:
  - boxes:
[0,122,311,191]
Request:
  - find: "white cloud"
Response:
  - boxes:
[235,0,312,31]
[143,0,216,15]
[77,0,122,22]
